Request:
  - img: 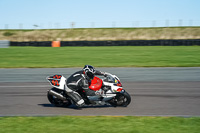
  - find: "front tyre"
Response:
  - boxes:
[47,88,72,107]
[109,92,131,107]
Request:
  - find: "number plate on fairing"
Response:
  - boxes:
[47,75,66,90]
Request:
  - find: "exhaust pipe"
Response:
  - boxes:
[48,90,66,101]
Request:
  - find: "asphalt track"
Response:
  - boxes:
[0,67,200,116]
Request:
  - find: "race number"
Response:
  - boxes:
[52,75,62,79]
[50,79,60,86]
[47,75,62,87]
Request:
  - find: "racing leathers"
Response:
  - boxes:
[66,70,105,107]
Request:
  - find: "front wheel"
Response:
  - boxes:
[47,88,72,107]
[109,92,131,107]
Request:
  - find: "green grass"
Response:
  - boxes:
[0,46,200,68]
[0,116,200,133]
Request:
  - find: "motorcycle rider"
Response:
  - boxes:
[66,65,107,107]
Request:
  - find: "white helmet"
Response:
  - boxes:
[83,65,96,79]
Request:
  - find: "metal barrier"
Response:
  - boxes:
[0,40,10,48]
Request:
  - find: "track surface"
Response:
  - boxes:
[0,68,200,116]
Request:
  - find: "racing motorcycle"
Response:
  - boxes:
[46,73,131,108]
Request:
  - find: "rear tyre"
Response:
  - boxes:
[47,88,72,107]
[109,92,131,107]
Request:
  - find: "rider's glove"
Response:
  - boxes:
[103,72,109,77]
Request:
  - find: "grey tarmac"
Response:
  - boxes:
[0,67,200,116]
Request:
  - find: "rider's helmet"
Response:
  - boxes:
[83,65,96,80]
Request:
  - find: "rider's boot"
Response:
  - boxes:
[67,91,85,107]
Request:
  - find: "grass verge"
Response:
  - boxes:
[0,116,200,133]
[1,27,200,41]
[0,46,200,68]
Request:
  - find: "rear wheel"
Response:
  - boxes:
[109,92,131,107]
[47,88,72,107]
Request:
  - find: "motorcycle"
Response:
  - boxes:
[46,73,131,108]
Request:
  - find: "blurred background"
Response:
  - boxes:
[0,0,200,41]
[1,19,200,29]
[1,22,200,42]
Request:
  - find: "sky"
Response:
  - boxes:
[0,0,200,29]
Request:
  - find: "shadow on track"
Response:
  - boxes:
[38,103,114,110]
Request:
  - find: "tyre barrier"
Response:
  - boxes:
[10,41,52,47]
[10,39,200,47]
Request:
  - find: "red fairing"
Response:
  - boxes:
[89,76,103,91]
